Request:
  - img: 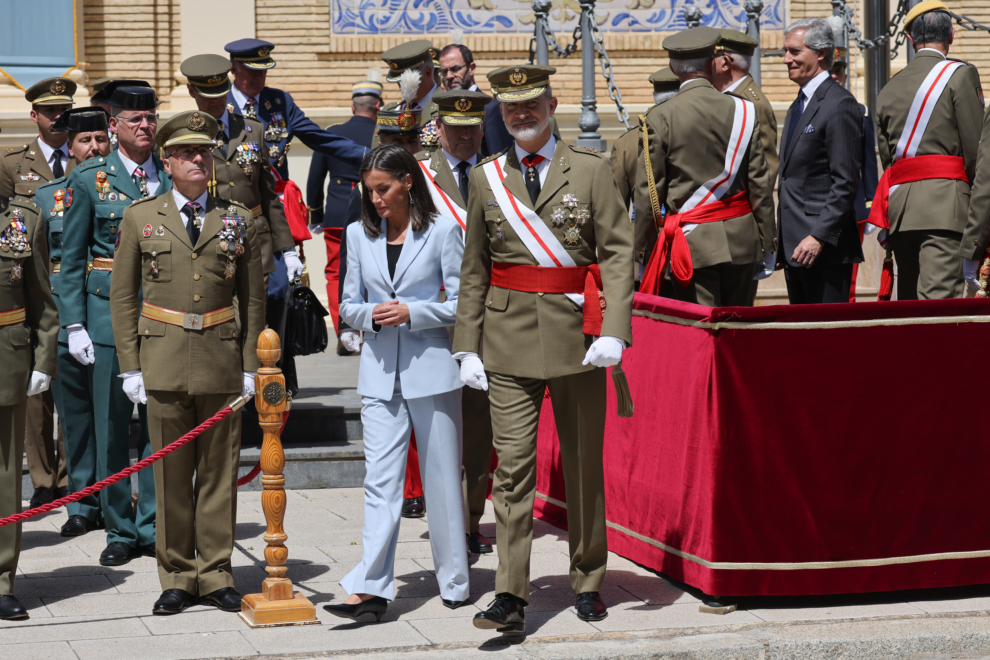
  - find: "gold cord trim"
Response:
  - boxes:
[641,115,664,234]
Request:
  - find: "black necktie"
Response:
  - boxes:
[456,161,471,205]
[521,154,544,206]
[784,90,806,157]
[184,202,201,244]
[50,151,64,179]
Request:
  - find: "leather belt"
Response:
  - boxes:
[141,302,234,330]
[92,257,114,271]
[0,308,26,327]
[250,204,262,218]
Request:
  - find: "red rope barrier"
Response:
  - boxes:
[235,409,290,487]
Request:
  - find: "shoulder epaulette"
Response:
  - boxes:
[128,194,159,207]
[477,148,508,166]
[4,144,28,156]
[325,122,344,130]
[569,144,604,157]
[76,157,110,171]
[10,196,39,213]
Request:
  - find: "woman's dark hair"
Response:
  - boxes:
[359,144,437,237]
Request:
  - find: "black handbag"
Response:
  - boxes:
[282,281,330,357]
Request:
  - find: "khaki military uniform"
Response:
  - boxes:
[110,194,265,595]
[875,51,983,299]
[453,140,634,602]
[635,79,775,307]
[963,102,990,261]
[0,196,59,596]
[0,138,76,201]
[728,74,778,187]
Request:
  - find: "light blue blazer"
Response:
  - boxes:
[340,214,464,401]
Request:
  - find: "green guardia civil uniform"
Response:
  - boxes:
[110,111,266,595]
[60,145,167,550]
[0,196,58,596]
[453,65,634,603]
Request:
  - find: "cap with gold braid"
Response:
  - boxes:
[376,107,423,136]
[649,67,679,93]
[716,28,759,56]
[433,89,491,126]
[487,65,556,102]
[663,26,722,60]
[224,38,276,70]
[381,40,434,83]
[156,111,219,149]
[26,77,76,106]
[903,0,950,29]
[180,54,232,98]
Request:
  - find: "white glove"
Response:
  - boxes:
[242,372,256,397]
[283,249,304,280]
[754,251,775,281]
[67,324,95,365]
[458,353,488,391]
[26,371,51,396]
[582,336,624,368]
[308,223,323,235]
[120,370,146,404]
[864,223,880,236]
[964,258,981,292]
[340,328,362,353]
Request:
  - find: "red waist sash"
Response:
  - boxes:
[866,154,969,231]
[639,190,753,295]
[490,262,605,336]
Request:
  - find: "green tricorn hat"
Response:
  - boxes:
[26,77,76,106]
[381,40,434,83]
[433,89,491,126]
[663,26,722,59]
[156,110,219,149]
[180,54,232,98]
[376,107,423,136]
[716,29,759,56]
[649,67,680,92]
[487,65,556,103]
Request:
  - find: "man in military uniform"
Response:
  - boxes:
[61,85,165,566]
[636,27,776,307]
[181,54,301,285]
[871,0,983,299]
[454,65,633,632]
[0,192,59,620]
[35,108,112,537]
[224,38,368,181]
[306,73,382,331]
[90,80,152,150]
[380,41,441,152]
[110,111,265,616]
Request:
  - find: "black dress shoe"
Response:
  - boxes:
[575,591,608,621]
[401,496,425,519]
[0,595,28,620]
[153,589,197,615]
[473,593,525,633]
[99,542,135,566]
[137,542,156,558]
[323,596,388,622]
[442,598,469,610]
[199,587,242,612]
[28,487,54,509]
[54,486,70,500]
[60,515,100,537]
[466,532,493,554]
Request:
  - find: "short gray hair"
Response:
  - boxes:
[653,90,678,105]
[785,18,836,68]
[724,51,753,74]
[669,55,714,76]
[909,10,952,47]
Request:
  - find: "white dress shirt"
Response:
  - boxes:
[679,78,708,91]
[442,149,477,188]
[512,134,556,187]
[723,76,746,94]
[171,188,208,228]
[231,86,261,117]
[916,47,947,59]
[37,138,69,178]
[118,151,161,195]
[799,70,830,109]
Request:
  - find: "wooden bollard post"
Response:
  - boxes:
[240,329,319,628]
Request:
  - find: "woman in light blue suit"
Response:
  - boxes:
[325,145,469,621]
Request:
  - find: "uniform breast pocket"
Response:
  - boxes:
[0,254,25,289]
[140,239,171,283]
[485,209,507,252]
[96,206,126,244]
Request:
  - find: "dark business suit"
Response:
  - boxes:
[777,74,864,304]
[482,102,512,158]
[850,104,880,301]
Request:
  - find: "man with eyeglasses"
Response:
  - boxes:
[60,84,167,568]
[438,42,512,157]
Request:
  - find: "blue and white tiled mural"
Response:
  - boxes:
[331,0,785,34]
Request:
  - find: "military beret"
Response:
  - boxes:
[716,29,759,56]
[663,26,722,60]
[156,111,218,149]
[433,89,491,126]
[111,87,160,111]
[26,78,75,106]
[51,106,110,133]
[487,65,556,103]
[91,79,151,104]
[225,38,276,70]
[649,67,679,92]
[181,54,232,98]
[904,0,950,29]
[381,40,434,83]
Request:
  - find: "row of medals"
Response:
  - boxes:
[219,207,247,279]
[553,193,589,246]
[1,210,28,283]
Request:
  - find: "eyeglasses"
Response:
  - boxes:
[168,145,213,160]
[117,113,159,127]
[439,64,466,77]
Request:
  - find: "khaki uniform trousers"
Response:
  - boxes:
[660,262,758,307]
[889,230,966,300]
[461,386,493,534]
[148,391,240,596]
[0,403,26,596]
[24,390,67,491]
[487,368,607,603]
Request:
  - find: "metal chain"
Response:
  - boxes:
[948,10,990,34]
[587,7,631,129]
[527,19,580,62]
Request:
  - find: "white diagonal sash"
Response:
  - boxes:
[419,161,466,231]
[481,155,583,307]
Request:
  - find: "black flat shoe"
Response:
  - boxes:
[466,532,493,554]
[473,592,525,633]
[99,542,134,566]
[28,487,54,510]
[137,542,156,558]
[576,591,608,621]
[54,486,70,500]
[199,587,242,612]
[401,496,425,519]
[0,595,28,621]
[323,596,388,622]
[153,589,197,615]
[60,515,100,537]
[442,598,469,609]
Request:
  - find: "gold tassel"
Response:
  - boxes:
[612,362,634,418]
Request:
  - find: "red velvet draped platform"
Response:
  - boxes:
[533,293,990,597]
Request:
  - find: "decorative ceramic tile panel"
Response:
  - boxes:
[331,0,785,34]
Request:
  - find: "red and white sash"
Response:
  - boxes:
[418,161,466,231]
[481,154,584,307]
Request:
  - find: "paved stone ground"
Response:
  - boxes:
[7,488,990,660]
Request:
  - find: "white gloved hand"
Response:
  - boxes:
[964,258,981,292]
[283,249,304,280]
[307,223,323,235]
[242,372,256,397]
[754,251,776,281]
[340,328,362,353]
[67,324,95,365]
[458,353,489,391]
[582,336,625,368]
[864,223,880,236]
[26,371,51,396]
[120,370,147,405]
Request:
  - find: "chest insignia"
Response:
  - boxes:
[227,103,234,114]
[219,206,247,270]
[561,193,578,208]
[108,192,118,202]
[563,225,582,246]
[236,142,262,175]
[114,232,120,251]
[143,224,152,238]
[119,193,127,201]
[156,225,165,237]
[19,173,40,182]
[264,113,289,142]
[485,200,499,208]
[0,212,29,253]
[96,171,110,200]
[245,124,252,133]
[52,189,66,216]
[551,207,567,227]
[9,263,22,283]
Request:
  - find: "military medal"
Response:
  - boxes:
[96,171,110,200]
[220,239,229,252]
[563,225,582,246]
[9,264,22,283]
[551,207,567,227]
[119,193,127,201]
[108,192,118,202]
[156,226,165,236]
[53,190,65,215]
[143,224,152,238]
[269,145,280,161]
[150,259,159,278]
[19,173,40,182]
[225,261,237,279]
[236,143,261,176]
[562,193,578,208]
[575,209,590,225]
